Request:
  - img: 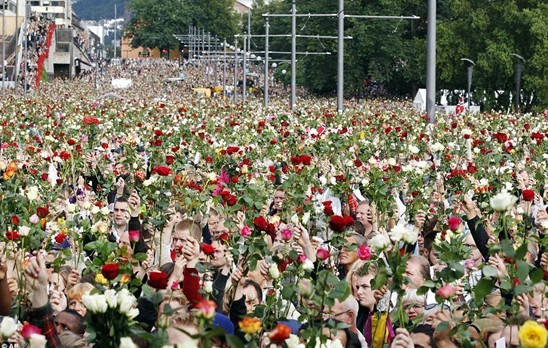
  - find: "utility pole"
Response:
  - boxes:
[113,4,117,60]
[426,0,436,123]
[337,0,344,113]
[290,0,296,111]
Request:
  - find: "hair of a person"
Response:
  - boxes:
[60,308,86,334]
[402,288,426,306]
[175,218,201,241]
[423,231,438,252]
[243,279,263,303]
[347,232,367,247]
[345,260,367,287]
[66,282,94,301]
[59,331,88,348]
[411,324,435,345]
[337,294,359,317]
[409,255,431,282]
[349,221,366,236]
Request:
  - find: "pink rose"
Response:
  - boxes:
[436,284,457,299]
[316,248,330,261]
[280,229,292,241]
[357,244,371,260]
[240,225,252,237]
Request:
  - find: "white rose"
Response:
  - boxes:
[91,205,100,215]
[204,280,213,293]
[100,207,111,215]
[388,158,397,166]
[285,334,305,348]
[541,221,548,230]
[269,263,280,279]
[302,259,314,271]
[18,226,31,237]
[83,201,91,210]
[302,212,311,225]
[82,294,98,312]
[0,316,18,338]
[126,308,139,320]
[119,337,138,348]
[408,145,420,154]
[29,334,47,348]
[26,186,39,201]
[143,179,152,187]
[104,289,118,308]
[0,160,6,171]
[400,226,419,244]
[66,203,76,213]
[207,172,217,181]
[490,192,518,212]
[370,234,391,251]
[388,225,406,242]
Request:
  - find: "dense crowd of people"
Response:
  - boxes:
[0,53,547,348]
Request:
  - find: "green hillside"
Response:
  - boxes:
[73,0,125,20]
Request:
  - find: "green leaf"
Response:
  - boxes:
[473,278,495,300]
[225,335,245,348]
[501,240,516,258]
[530,267,544,283]
[482,265,499,278]
[515,242,528,260]
[516,261,530,282]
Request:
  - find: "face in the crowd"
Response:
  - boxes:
[404,259,426,289]
[113,201,130,227]
[208,214,226,237]
[243,284,261,313]
[464,233,482,267]
[529,291,548,319]
[329,300,354,327]
[118,231,134,257]
[172,228,191,256]
[272,190,285,210]
[49,272,66,292]
[353,274,376,310]
[68,298,86,317]
[355,203,370,225]
[209,240,228,268]
[424,246,445,274]
[403,299,425,321]
[54,311,83,335]
[410,332,432,348]
[339,236,359,267]
[417,233,425,254]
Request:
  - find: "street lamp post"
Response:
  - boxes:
[460,58,475,111]
[510,53,525,112]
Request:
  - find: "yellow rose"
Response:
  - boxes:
[95,273,108,285]
[238,317,262,335]
[119,274,131,284]
[519,320,548,348]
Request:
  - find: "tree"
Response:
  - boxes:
[124,0,240,55]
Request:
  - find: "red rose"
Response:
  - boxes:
[290,156,302,165]
[201,243,216,256]
[266,223,277,240]
[21,323,42,340]
[54,233,67,244]
[171,146,180,152]
[6,231,19,240]
[152,166,172,176]
[165,155,175,165]
[447,216,462,232]
[10,215,19,225]
[253,216,269,231]
[154,129,163,136]
[301,155,312,165]
[354,159,363,167]
[522,189,535,202]
[101,263,119,280]
[358,244,371,261]
[67,138,76,146]
[205,156,213,163]
[82,116,100,125]
[329,215,354,232]
[36,206,49,218]
[322,201,334,216]
[147,271,169,289]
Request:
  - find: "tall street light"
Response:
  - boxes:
[510,53,525,112]
[2,0,6,99]
[460,58,475,111]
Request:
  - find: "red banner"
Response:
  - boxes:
[35,23,56,87]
